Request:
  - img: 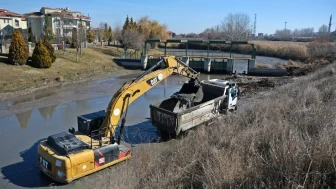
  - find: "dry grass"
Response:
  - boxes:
[255,62,275,69]
[252,41,309,60]
[74,62,336,189]
[0,46,130,95]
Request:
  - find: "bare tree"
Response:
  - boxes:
[318,24,329,37]
[113,21,122,47]
[0,28,6,53]
[274,29,292,41]
[78,18,86,56]
[292,27,314,41]
[58,10,68,55]
[72,28,79,62]
[201,28,218,40]
[120,30,143,57]
[98,22,107,42]
[219,13,251,41]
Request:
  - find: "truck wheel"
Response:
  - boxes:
[157,129,172,142]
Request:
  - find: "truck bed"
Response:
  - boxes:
[150,81,228,136]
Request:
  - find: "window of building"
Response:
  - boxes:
[15,20,19,27]
[55,19,60,27]
[3,19,5,23]
[7,19,9,23]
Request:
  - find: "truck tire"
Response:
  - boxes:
[157,128,173,142]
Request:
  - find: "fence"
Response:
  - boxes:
[119,51,141,59]
[148,49,252,59]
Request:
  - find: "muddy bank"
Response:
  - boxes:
[0,68,139,102]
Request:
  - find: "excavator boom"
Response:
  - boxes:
[100,56,200,137]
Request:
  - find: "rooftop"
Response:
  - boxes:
[25,7,91,20]
[0,9,24,18]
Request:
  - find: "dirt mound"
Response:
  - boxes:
[221,75,292,99]
[276,59,333,76]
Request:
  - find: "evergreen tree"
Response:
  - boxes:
[133,21,137,30]
[122,15,130,31]
[43,37,56,63]
[32,39,52,68]
[108,26,113,42]
[130,17,134,29]
[8,29,29,65]
[72,28,77,48]
[43,14,55,42]
[28,27,34,43]
[138,25,143,34]
[87,28,94,43]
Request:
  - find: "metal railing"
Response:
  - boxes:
[119,51,141,59]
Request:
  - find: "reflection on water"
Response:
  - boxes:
[38,105,57,121]
[15,110,33,129]
[0,85,66,110]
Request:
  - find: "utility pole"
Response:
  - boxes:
[285,22,287,30]
[253,14,257,35]
[328,14,332,34]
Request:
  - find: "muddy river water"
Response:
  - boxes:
[0,72,225,188]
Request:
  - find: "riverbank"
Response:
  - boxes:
[0,46,136,101]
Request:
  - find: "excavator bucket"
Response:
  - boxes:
[177,81,204,103]
[169,79,204,113]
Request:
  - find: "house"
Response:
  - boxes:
[91,27,102,42]
[0,9,27,40]
[25,7,91,43]
[167,31,176,38]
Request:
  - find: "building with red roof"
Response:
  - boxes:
[25,7,91,43]
[0,9,27,39]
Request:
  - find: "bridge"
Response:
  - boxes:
[115,39,286,76]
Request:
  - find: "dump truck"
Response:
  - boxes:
[150,79,239,139]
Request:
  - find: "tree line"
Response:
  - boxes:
[272,24,334,41]
[172,13,335,42]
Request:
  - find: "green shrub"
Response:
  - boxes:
[31,40,52,68]
[43,39,56,63]
[8,29,29,65]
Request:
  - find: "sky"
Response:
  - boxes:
[1,0,335,34]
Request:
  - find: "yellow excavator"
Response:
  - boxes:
[37,56,202,183]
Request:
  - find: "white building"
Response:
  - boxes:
[0,9,27,40]
[25,7,91,43]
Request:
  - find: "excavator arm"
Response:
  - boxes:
[100,56,200,140]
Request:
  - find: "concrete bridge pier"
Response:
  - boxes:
[248,59,256,70]
[182,56,189,65]
[141,55,148,69]
[204,57,211,72]
[227,58,234,73]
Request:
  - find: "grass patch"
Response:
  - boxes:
[0,46,131,94]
